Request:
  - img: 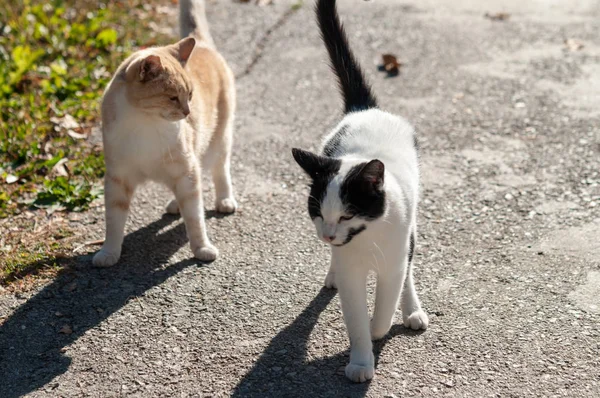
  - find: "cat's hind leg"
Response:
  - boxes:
[207,87,237,214]
[401,232,429,330]
[165,198,180,214]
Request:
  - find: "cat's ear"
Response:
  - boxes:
[360,159,385,190]
[292,148,337,179]
[139,55,163,82]
[171,37,196,64]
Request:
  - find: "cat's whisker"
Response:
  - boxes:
[370,251,380,273]
[372,241,387,268]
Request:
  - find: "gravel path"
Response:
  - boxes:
[1,0,599,396]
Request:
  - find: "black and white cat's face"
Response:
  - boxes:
[292,148,386,247]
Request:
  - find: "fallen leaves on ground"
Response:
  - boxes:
[564,39,584,52]
[380,53,402,77]
[238,0,273,5]
[59,325,73,335]
[484,12,510,21]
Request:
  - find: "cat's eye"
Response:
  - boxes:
[188,92,193,100]
[169,96,178,102]
[339,215,354,222]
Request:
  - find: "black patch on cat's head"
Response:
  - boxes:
[292,148,341,219]
[322,124,349,157]
[340,160,386,220]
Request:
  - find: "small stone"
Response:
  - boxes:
[59,325,73,335]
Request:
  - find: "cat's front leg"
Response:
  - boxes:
[337,268,374,383]
[173,168,218,262]
[370,269,404,340]
[93,175,135,267]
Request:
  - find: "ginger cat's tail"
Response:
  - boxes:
[180,0,215,48]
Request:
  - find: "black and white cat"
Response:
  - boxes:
[292,0,429,383]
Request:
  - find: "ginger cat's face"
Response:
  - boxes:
[124,37,196,121]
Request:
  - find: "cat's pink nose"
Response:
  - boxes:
[324,235,336,242]
[183,109,190,116]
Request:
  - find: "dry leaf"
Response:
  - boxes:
[67,130,87,139]
[484,12,510,21]
[50,114,80,131]
[380,53,401,76]
[51,158,69,177]
[59,325,73,335]
[564,39,584,52]
[65,282,77,292]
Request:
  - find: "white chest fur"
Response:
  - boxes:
[103,91,187,181]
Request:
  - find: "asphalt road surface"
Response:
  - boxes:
[1,0,599,396]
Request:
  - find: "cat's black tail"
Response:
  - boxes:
[316,0,377,113]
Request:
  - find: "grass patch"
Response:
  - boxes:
[0,213,76,287]
[0,0,172,286]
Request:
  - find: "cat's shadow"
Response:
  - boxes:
[0,214,210,398]
[232,287,425,398]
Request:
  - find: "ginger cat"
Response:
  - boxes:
[93,0,236,267]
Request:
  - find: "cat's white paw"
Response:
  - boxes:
[92,249,120,267]
[216,197,237,214]
[324,271,337,289]
[370,320,391,341]
[345,362,375,383]
[345,351,375,383]
[166,199,180,214]
[193,244,219,262]
[403,309,429,330]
